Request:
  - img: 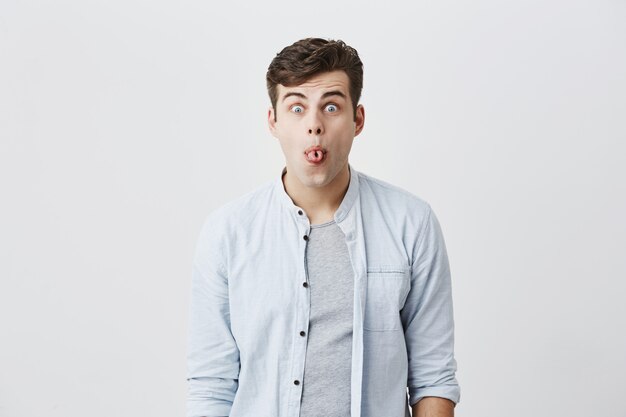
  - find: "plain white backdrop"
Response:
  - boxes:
[1,0,625,416]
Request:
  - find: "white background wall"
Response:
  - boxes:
[1,0,625,416]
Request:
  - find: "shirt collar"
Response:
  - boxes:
[274,162,359,224]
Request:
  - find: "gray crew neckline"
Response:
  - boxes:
[310,219,337,228]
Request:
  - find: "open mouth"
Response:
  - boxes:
[304,147,327,164]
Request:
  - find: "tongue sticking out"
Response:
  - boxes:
[306,150,324,162]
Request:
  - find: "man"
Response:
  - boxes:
[187,38,461,417]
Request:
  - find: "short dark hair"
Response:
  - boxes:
[266,38,364,121]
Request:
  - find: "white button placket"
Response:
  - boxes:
[288,206,311,417]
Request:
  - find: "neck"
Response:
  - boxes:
[282,163,350,224]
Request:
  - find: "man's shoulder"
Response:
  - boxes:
[357,169,432,217]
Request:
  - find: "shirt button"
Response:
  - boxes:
[294,380,300,385]
[303,235,309,241]
[298,210,303,215]
[300,331,306,336]
[302,282,308,288]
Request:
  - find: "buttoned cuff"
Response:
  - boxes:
[187,398,233,417]
[409,384,461,407]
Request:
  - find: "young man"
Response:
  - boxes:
[187,38,461,417]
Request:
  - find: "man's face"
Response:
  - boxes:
[268,70,365,189]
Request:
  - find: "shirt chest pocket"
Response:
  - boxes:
[364,266,411,331]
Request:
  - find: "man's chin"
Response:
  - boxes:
[294,169,332,189]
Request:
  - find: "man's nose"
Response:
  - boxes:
[307,111,324,135]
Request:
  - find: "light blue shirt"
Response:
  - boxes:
[187,163,461,417]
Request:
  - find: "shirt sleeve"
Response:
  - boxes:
[187,213,240,417]
[400,205,461,407]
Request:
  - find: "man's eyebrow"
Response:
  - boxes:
[321,90,346,100]
[281,90,347,102]
[281,92,307,102]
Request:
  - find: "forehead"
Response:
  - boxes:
[278,70,350,100]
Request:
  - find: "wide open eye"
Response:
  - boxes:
[325,104,338,113]
[291,105,304,113]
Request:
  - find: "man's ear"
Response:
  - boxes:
[268,107,278,137]
[354,104,365,137]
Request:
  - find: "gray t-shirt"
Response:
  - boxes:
[299,219,354,417]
